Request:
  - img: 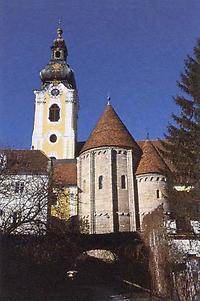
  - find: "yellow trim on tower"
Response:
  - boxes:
[42,91,67,158]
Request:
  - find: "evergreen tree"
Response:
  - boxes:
[163,40,200,192]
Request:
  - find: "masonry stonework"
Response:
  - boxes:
[136,173,169,228]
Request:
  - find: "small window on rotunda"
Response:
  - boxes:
[49,104,60,122]
[121,175,126,189]
[98,176,103,189]
[83,180,86,192]
[156,190,160,199]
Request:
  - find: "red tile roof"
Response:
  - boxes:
[80,104,141,154]
[53,160,77,186]
[136,140,171,175]
[0,149,50,174]
[137,140,174,172]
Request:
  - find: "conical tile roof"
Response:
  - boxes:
[136,140,170,175]
[80,104,140,153]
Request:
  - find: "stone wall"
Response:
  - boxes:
[136,173,169,228]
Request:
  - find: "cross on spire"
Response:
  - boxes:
[107,94,111,105]
[57,19,63,39]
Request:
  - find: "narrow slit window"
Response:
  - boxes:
[49,104,60,122]
[83,180,86,192]
[98,176,103,189]
[121,175,126,189]
[156,189,160,199]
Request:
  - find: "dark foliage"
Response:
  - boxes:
[163,40,200,191]
[0,234,151,301]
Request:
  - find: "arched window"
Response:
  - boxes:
[49,104,60,122]
[55,51,61,58]
[121,175,126,189]
[98,176,103,189]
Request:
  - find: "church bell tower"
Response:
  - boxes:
[32,26,78,159]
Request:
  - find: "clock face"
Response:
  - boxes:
[51,88,60,96]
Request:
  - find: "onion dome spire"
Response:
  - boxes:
[40,26,76,89]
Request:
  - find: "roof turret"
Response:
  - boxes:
[80,104,141,154]
[136,140,170,175]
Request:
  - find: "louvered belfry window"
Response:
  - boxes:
[49,104,60,122]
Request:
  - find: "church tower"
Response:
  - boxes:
[32,26,78,159]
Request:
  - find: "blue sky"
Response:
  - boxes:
[0,0,200,148]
